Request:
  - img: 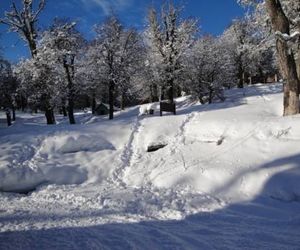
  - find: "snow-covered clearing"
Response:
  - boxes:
[0,83,300,249]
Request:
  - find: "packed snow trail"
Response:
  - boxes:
[110,116,143,187]
[1,84,300,249]
[1,193,299,250]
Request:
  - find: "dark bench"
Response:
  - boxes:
[160,102,176,116]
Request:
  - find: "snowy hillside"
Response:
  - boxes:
[1,83,300,249]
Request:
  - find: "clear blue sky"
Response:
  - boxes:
[0,0,245,62]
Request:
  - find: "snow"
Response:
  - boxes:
[275,31,300,42]
[139,102,159,115]
[1,83,300,249]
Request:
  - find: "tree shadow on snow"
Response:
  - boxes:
[0,154,300,250]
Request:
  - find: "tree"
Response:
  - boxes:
[138,51,161,103]
[86,16,142,119]
[14,19,85,125]
[0,0,54,122]
[266,0,299,115]
[184,36,228,104]
[78,41,106,115]
[239,0,300,116]
[14,52,60,124]
[221,18,256,88]
[117,29,143,110]
[147,2,197,103]
[0,59,18,121]
[41,20,85,124]
[0,0,46,58]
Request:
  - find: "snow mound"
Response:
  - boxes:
[40,133,115,154]
[124,84,300,203]
[0,132,115,193]
[0,157,88,194]
[0,164,45,193]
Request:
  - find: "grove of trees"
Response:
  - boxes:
[1,0,298,125]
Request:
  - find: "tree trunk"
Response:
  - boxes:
[121,92,125,110]
[150,84,159,102]
[62,105,68,117]
[208,87,213,104]
[296,21,300,79]
[92,93,96,115]
[258,67,264,83]
[266,0,300,116]
[51,109,56,124]
[12,105,16,121]
[63,59,76,124]
[198,96,205,104]
[28,38,37,58]
[177,85,182,97]
[6,109,12,127]
[85,95,90,108]
[21,95,26,112]
[61,98,67,117]
[167,78,174,103]
[237,67,244,88]
[67,100,75,124]
[159,86,165,102]
[45,108,55,125]
[109,81,114,120]
[297,48,300,79]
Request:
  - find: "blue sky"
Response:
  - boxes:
[0,0,245,62]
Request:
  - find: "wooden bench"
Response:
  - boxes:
[160,102,176,116]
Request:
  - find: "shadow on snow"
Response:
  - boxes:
[0,153,300,250]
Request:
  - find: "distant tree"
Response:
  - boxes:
[184,36,228,104]
[86,16,142,119]
[0,59,18,121]
[222,17,277,85]
[78,41,107,115]
[117,29,143,110]
[138,53,161,103]
[221,19,255,88]
[147,2,197,103]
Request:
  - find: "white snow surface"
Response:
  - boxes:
[1,83,300,249]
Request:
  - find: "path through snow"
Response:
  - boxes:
[0,84,300,249]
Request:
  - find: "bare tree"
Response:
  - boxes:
[89,16,142,119]
[147,2,197,103]
[0,0,46,58]
[46,20,85,124]
[0,0,54,123]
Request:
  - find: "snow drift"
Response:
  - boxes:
[0,131,115,192]
[1,83,300,202]
[1,83,300,249]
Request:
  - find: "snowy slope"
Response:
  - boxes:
[0,83,300,249]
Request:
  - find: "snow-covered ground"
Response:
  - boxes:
[0,83,300,249]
